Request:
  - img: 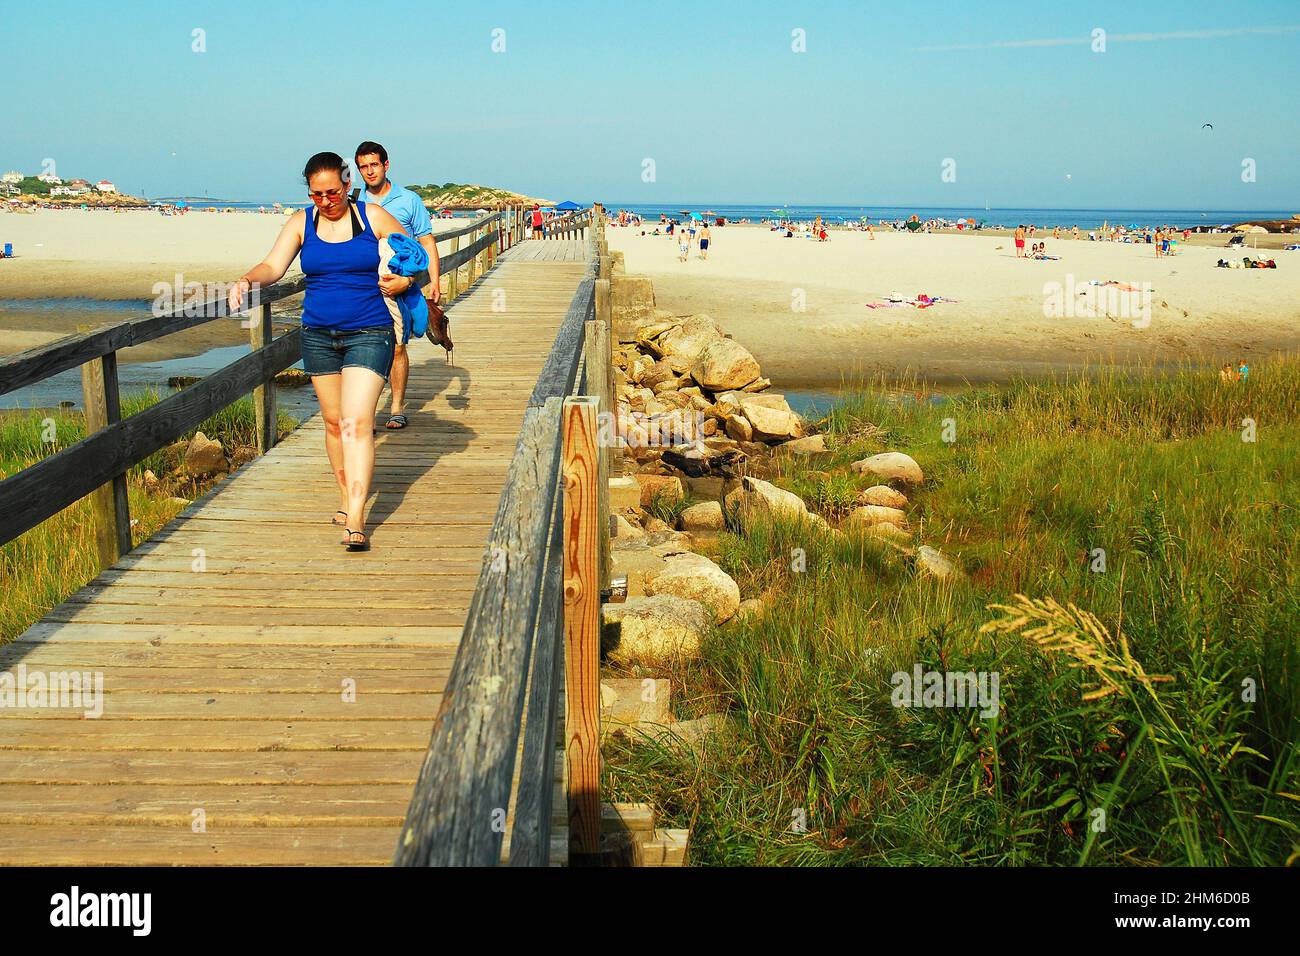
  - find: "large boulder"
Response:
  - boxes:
[603,594,709,666]
[724,414,753,442]
[690,338,762,392]
[851,452,924,486]
[724,476,808,524]
[644,552,741,623]
[658,315,725,373]
[858,485,908,508]
[738,396,803,442]
[678,500,725,532]
[634,474,684,508]
[637,360,676,389]
[777,434,827,455]
[184,431,226,476]
[847,505,909,529]
[916,545,960,581]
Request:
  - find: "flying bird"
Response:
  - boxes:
[1201,123,1213,129]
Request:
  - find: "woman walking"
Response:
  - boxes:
[228,151,413,552]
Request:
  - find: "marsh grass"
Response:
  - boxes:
[603,356,1300,865]
[1,391,296,642]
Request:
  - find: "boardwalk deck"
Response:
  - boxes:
[0,241,589,865]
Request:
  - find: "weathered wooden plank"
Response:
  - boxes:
[0,720,435,751]
[506,437,566,866]
[394,398,563,866]
[0,825,402,866]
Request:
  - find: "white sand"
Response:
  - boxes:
[0,208,477,300]
[607,225,1300,385]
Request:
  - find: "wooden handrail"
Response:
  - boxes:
[0,277,306,398]
[0,328,301,547]
[395,253,599,867]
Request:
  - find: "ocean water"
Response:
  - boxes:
[601,203,1297,231]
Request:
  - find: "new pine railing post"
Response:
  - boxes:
[79,349,131,566]
[247,298,275,454]
[562,395,602,861]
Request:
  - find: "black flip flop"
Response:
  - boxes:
[384,413,409,430]
[343,529,370,552]
[330,510,347,526]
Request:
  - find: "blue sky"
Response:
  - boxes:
[2,0,1297,209]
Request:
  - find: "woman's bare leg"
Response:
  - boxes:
[311,374,348,514]
[339,366,387,534]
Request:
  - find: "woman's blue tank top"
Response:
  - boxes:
[300,202,392,330]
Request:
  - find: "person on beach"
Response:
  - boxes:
[531,204,544,238]
[227,151,411,553]
[1014,225,1026,258]
[1154,228,1164,258]
[678,226,690,262]
[354,141,447,430]
[698,222,710,260]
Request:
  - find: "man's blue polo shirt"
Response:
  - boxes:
[360,182,433,239]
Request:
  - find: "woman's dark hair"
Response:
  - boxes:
[302,151,348,186]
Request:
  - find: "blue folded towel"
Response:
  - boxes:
[385,234,430,340]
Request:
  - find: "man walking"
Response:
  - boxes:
[354,141,448,430]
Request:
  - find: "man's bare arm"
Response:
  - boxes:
[417,233,441,303]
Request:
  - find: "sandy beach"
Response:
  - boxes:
[0,208,480,362]
[607,224,1300,386]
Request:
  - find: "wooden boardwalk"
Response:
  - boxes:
[0,241,589,865]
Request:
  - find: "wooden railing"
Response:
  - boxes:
[395,206,617,866]
[0,210,510,566]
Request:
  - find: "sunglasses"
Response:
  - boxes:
[308,187,344,201]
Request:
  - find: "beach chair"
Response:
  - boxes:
[2,243,10,258]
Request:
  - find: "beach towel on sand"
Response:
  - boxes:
[385,233,430,339]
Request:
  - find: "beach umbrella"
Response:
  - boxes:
[702,210,716,216]
[690,212,702,220]
[1245,225,1268,234]
[554,200,583,211]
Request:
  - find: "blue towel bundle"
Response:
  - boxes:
[385,234,430,340]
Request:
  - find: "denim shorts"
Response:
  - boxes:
[300,325,395,379]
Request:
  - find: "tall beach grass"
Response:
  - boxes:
[604,355,1300,865]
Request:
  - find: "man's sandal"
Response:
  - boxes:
[343,530,370,552]
[384,413,408,430]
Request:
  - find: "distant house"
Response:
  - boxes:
[37,172,63,185]
[50,185,88,197]
[1,171,22,184]
[96,180,117,193]
[69,178,91,189]
[0,182,18,196]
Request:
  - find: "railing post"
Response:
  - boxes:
[583,320,612,592]
[79,349,131,566]
[247,299,276,454]
[562,395,602,861]
[447,233,460,300]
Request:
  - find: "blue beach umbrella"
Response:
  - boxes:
[554,200,582,211]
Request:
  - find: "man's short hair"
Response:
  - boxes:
[355,141,388,164]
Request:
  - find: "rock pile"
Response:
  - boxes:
[612,312,815,481]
